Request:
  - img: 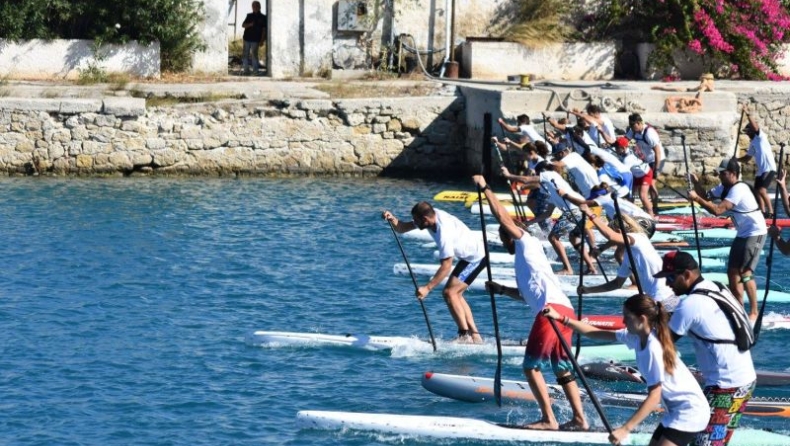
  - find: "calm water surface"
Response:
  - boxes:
[1,177,789,445]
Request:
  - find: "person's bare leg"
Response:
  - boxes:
[727,267,745,310]
[550,234,573,275]
[742,269,759,322]
[639,184,654,216]
[524,368,559,430]
[445,279,482,343]
[557,371,588,431]
[759,187,773,215]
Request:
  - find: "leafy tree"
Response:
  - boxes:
[0,0,206,72]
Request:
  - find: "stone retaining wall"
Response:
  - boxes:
[3,87,790,179]
[0,96,465,177]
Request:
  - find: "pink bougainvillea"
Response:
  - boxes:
[603,0,790,79]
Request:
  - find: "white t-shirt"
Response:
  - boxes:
[746,131,776,176]
[616,233,677,304]
[514,228,572,317]
[619,150,651,178]
[627,125,662,164]
[708,182,766,237]
[588,115,616,145]
[519,124,545,144]
[615,329,710,432]
[539,171,582,210]
[560,152,599,198]
[431,209,484,262]
[594,194,653,221]
[669,279,757,387]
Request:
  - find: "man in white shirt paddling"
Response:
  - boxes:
[689,158,767,322]
[473,174,589,432]
[655,251,756,446]
[383,203,486,343]
[737,110,777,218]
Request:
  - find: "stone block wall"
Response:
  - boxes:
[0,96,465,177]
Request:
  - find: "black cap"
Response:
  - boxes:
[653,251,699,278]
[715,158,740,176]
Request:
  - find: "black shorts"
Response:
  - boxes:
[650,423,700,446]
[451,258,488,286]
[755,170,777,190]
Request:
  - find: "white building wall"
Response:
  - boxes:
[192,0,229,74]
[0,39,160,80]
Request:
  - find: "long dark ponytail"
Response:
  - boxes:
[623,294,677,375]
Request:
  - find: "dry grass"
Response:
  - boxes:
[501,0,573,47]
[312,81,441,99]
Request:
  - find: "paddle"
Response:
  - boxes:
[612,192,644,295]
[655,177,688,201]
[754,142,786,342]
[492,143,529,222]
[733,108,746,159]
[477,184,503,406]
[543,310,614,435]
[574,212,586,360]
[386,220,437,352]
[551,179,609,281]
[681,134,703,267]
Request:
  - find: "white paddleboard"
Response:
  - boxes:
[249,331,636,361]
[296,410,790,445]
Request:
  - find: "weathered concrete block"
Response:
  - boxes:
[102,98,146,117]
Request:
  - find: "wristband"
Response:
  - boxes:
[562,316,570,326]
[482,184,491,192]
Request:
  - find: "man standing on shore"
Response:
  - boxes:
[241,1,267,76]
[383,203,486,343]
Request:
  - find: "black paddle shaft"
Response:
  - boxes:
[550,179,609,281]
[386,220,437,352]
[611,192,643,295]
[545,315,614,434]
[681,134,703,267]
[755,142,786,342]
[476,185,503,406]
[574,212,586,360]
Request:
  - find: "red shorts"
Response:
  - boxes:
[523,304,576,375]
[633,169,654,187]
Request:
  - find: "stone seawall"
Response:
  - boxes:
[3,84,790,180]
[0,96,465,177]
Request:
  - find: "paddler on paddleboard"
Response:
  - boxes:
[578,208,679,311]
[688,157,767,322]
[501,159,597,276]
[383,203,486,344]
[655,251,757,446]
[544,294,709,446]
[474,174,589,432]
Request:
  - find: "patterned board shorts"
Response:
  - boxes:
[694,381,755,446]
[549,209,583,238]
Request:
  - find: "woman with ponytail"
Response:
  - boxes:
[544,294,709,445]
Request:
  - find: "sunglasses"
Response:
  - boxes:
[664,270,686,284]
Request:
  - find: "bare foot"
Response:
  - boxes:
[559,421,589,431]
[555,269,574,276]
[471,333,484,344]
[583,268,597,275]
[523,420,559,430]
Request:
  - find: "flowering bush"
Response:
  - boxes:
[597,0,790,79]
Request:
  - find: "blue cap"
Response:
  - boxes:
[552,141,570,155]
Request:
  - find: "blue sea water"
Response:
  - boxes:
[1,177,790,446]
